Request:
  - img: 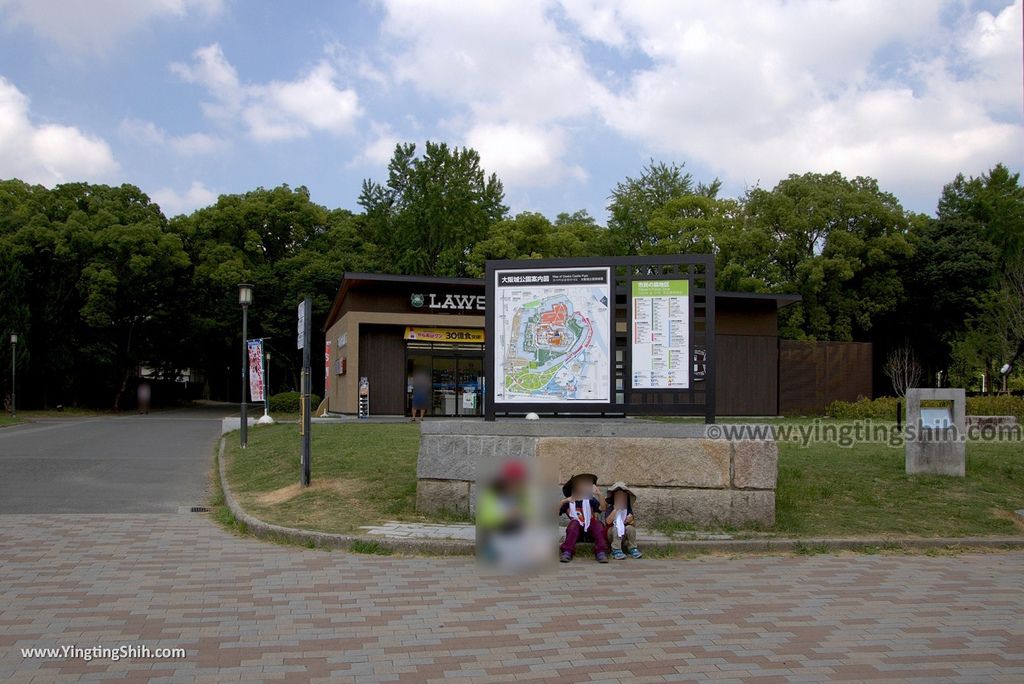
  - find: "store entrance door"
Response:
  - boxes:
[405,346,483,417]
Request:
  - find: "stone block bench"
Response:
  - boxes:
[416,420,777,527]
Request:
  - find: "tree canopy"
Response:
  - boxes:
[1,148,1020,406]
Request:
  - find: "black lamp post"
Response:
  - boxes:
[8,333,15,418]
[239,284,253,448]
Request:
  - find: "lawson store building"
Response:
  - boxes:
[322,272,813,418]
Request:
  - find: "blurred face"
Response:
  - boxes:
[614,491,628,508]
[572,480,590,498]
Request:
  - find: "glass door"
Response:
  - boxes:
[431,357,457,416]
[456,357,483,416]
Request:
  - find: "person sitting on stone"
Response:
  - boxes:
[604,482,642,560]
[557,473,608,563]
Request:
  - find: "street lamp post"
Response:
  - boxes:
[239,284,253,448]
[9,333,15,418]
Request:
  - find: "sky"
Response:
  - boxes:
[0,0,1020,221]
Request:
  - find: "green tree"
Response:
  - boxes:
[0,181,190,408]
[892,164,1021,374]
[607,160,720,254]
[359,142,507,276]
[743,172,914,340]
[170,186,369,399]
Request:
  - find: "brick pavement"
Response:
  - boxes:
[1,514,1022,683]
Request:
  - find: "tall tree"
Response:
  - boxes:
[607,160,720,254]
[744,172,913,340]
[359,142,507,276]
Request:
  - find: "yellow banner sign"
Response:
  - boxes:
[404,326,485,343]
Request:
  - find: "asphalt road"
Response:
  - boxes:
[0,405,232,514]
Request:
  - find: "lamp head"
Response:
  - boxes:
[238,283,253,306]
[9,333,16,344]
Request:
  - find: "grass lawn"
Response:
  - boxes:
[775,432,1023,537]
[0,414,22,426]
[223,422,435,535]
[222,420,1024,539]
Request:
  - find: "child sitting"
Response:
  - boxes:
[604,482,642,560]
[558,473,609,563]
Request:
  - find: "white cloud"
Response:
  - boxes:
[352,122,401,167]
[591,0,1023,208]
[0,0,224,54]
[172,43,362,141]
[0,76,118,185]
[119,118,226,155]
[466,122,585,185]
[151,180,217,216]
[379,0,604,186]
[376,0,1022,209]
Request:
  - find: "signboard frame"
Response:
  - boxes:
[485,255,715,422]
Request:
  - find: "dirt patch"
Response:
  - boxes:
[254,478,361,506]
[992,508,1024,531]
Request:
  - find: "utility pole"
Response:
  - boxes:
[9,333,16,418]
[298,297,312,486]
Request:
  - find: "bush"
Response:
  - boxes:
[826,394,1024,421]
[826,396,901,420]
[966,395,1024,421]
[267,391,322,413]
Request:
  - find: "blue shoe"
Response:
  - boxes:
[629,547,643,559]
[612,549,627,560]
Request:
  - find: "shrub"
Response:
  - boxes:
[826,395,1024,421]
[826,396,902,420]
[268,391,322,413]
[966,395,1024,421]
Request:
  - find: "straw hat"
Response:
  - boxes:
[561,473,597,497]
[605,481,636,508]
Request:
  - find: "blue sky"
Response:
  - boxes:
[0,0,1020,220]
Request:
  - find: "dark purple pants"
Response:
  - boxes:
[560,519,609,556]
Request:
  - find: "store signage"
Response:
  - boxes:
[404,326,485,343]
[410,292,485,311]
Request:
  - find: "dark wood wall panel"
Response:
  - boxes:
[715,334,778,415]
[779,340,873,414]
[358,324,407,415]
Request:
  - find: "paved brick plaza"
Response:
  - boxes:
[1,515,1022,683]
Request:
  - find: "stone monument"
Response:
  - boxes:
[905,388,966,476]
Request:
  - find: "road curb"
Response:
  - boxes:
[217,439,1024,556]
[217,440,474,555]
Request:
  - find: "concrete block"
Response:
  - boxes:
[732,440,778,489]
[417,435,477,480]
[729,490,776,527]
[416,479,471,515]
[629,488,733,527]
[537,437,731,488]
[905,439,966,477]
[420,418,708,439]
[905,388,966,477]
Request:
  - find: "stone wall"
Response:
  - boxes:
[417,420,777,527]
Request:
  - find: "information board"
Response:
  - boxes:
[492,267,611,403]
[630,279,690,389]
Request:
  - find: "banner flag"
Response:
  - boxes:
[247,338,265,402]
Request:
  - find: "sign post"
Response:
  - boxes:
[297,297,312,487]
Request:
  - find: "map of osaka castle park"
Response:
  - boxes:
[493,267,611,403]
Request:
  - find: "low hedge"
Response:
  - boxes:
[267,391,322,413]
[827,395,1024,421]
